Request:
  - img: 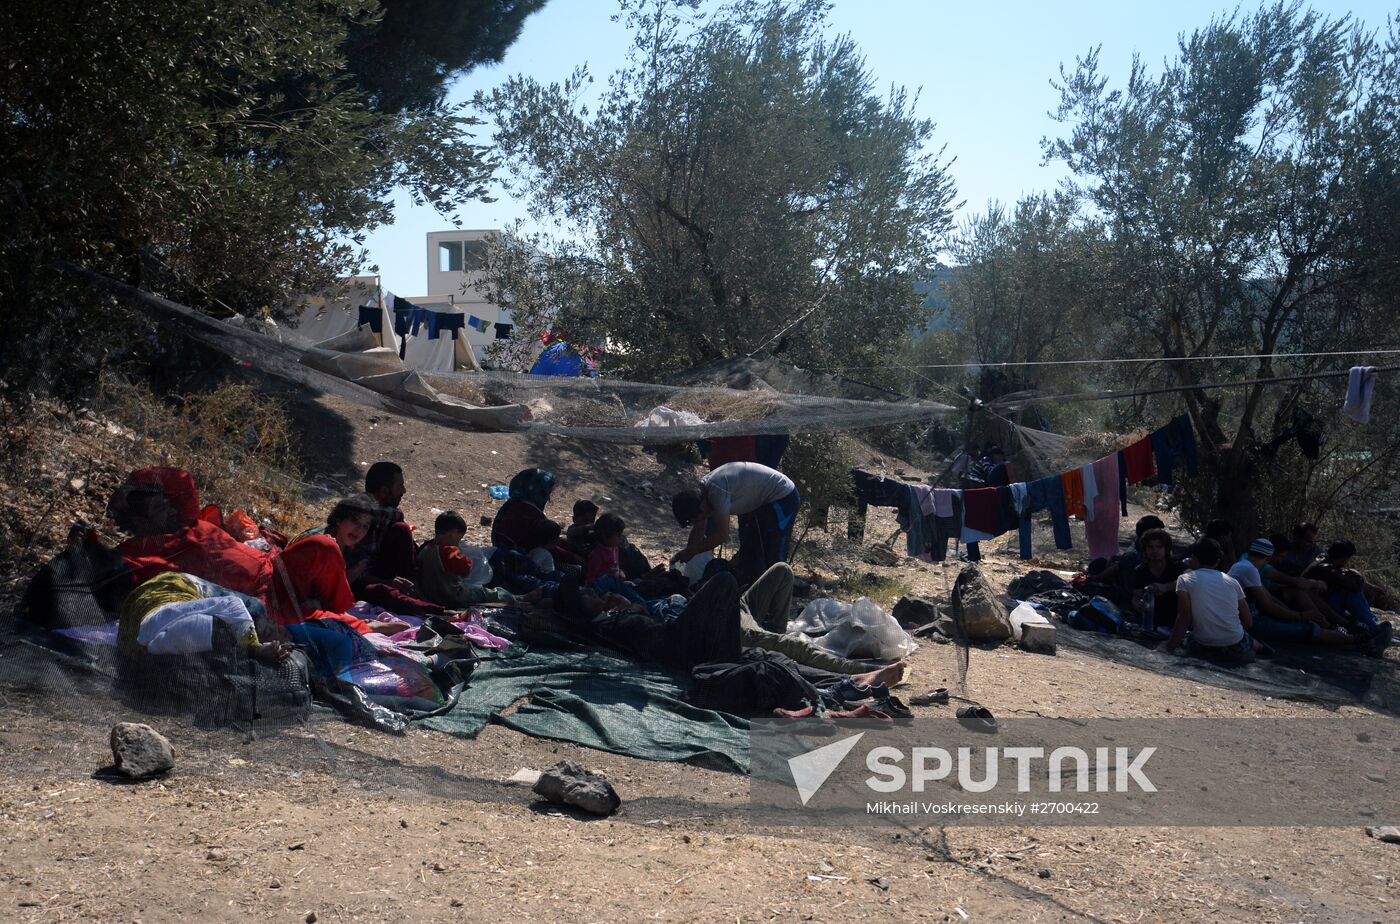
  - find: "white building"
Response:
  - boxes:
[398,229,514,365]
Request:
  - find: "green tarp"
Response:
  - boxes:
[419,645,752,773]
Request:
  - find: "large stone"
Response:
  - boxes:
[532,759,620,816]
[1368,825,1400,843]
[949,565,1013,643]
[109,722,174,779]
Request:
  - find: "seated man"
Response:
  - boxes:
[108,467,274,600]
[1132,527,1186,630]
[1258,531,1339,622]
[1280,522,1322,576]
[1162,539,1255,666]
[1100,515,1166,600]
[1204,519,1239,569]
[672,462,800,586]
[1304,541,1394,642]
[1228,538,1382,653]
[348,461,445,616]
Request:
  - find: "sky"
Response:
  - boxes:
[361,0,1393,296]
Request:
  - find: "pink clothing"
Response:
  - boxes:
[1085,455,1122,560]
[585,544,622,585]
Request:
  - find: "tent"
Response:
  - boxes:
[529,342,587,377]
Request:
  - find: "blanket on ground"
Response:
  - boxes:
[419,644,751,773]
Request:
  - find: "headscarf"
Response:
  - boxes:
[116,467,201,526]
[508,468,555,510]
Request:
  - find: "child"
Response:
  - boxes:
[566,500,600,553]
[418,511,538,607]
[585,513,646,605]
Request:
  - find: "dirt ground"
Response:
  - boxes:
[2,389,1398,923]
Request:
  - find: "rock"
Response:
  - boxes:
[532,759,621,816]
[479,515,492,527]
[892,595,939,628]
[949,565,1013,642]
[288,842,305,851]
[205,849,227,862]
[1019,622,1058,654]
[109,723,174,779]
[306,913,318,923]
[869,876,890,891]
[506,767,542,786]
[1038,868,1052,879]
[1364,772,1387,784]
[861,545,900,567]
[1367,826,1400,843]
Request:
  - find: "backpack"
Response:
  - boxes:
[690,650,820,715]
[1068,596,1124,634]
[19,540,134,629]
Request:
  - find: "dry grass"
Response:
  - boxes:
[0,377,316,598]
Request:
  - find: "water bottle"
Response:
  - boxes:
[1138,588,1156,634]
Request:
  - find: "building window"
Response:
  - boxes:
[438,241,462,272]
[438,239,487,273]
[495,323,513,340]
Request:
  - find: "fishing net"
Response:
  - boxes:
[79,268,958,445]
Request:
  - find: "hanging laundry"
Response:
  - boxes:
[932,488,957,518]
[1150,415,1200,486]
[1016,476,1073,560]
[424,311,466,340]
[1116,451,1128,516]
[1061,468,1086,518]
[1085,455,1121,560]
[961,488,1002,542]
[1344,366,1377,423]
[1080,463,1099,522]
[1122,437,1156,484]
[356,304,383,333]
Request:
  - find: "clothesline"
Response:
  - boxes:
[1011,363,1400,407]
[832,348,1400,372]
[853,415,1200,565]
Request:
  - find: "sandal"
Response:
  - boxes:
[909,688,949,707]
[955,704,998,732]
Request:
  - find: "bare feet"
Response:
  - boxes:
[851,660,906,688]
[249,641,293,663]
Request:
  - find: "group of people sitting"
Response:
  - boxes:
[94,456,910,715]
[1094,515,1394,665]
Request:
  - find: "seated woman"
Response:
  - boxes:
[491,468,581,570]
[108,467,273,599]
[268,495,410,676]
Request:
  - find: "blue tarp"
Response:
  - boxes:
[529,342,586,377]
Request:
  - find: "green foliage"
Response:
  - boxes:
[782,431,859,529]
[0,0,533,398]
[1043,2,1400,527]
[481,0,955,378]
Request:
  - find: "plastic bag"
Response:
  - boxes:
[223,509,258,542]
[788,597,917,661]
[459,546,494,586]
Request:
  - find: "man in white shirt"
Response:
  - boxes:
[672,462,801,585]
[1163,538,1255,666]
